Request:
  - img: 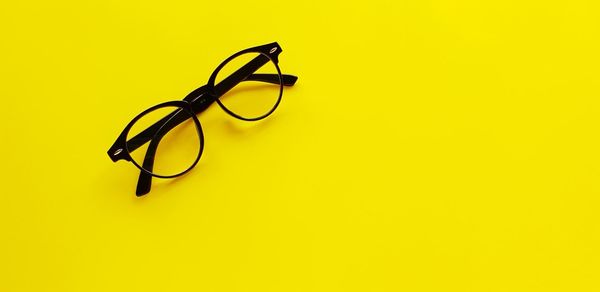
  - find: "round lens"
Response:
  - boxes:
[214,52,282,120]
[126,105,202,177]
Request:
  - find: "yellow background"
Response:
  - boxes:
[1,1,599,291]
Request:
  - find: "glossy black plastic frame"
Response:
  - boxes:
[107,42,298,196]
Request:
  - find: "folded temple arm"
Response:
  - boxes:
[125,73,297,154]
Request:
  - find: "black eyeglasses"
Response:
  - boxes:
[107,42,298,196]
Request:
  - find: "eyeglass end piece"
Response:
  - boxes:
[107,146,126,162]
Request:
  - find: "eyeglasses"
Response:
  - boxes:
[107,42,298,196]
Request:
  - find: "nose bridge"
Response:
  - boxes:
[183,84,216,116]
[183,84,208,103]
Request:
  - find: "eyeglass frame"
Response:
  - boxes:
[107,42,298,196]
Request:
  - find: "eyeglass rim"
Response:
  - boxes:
[207,47,284,121]
[121,100,205,178]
